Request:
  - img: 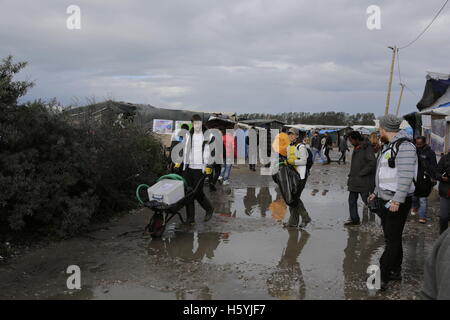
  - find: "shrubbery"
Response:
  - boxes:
[0,56,166,238]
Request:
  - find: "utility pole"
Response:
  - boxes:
[385,46,397,115]
[395,83,405,116]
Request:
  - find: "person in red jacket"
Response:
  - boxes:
[218,129,236,186]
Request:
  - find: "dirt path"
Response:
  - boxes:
[0,155,442,299]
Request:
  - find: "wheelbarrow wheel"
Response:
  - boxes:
[148,214,166,238]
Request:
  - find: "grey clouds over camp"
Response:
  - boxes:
[1,0,449,115]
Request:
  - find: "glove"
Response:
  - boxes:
[287,157,296,165]
[174,163,181,168]
[205,167,212,175]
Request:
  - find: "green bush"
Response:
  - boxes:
[0,56,166,238]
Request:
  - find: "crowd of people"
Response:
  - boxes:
[170,113,450,296]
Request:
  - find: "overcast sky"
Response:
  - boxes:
[1,0,449,115]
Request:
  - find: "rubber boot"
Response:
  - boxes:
[198,195,214,222]
[298,205,311,228]
[185,202,195,225]
[287,205,300,227]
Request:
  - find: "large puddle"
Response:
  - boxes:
[141,186,428,299]
[1,179,436,300]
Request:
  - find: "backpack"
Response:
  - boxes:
[386,138,433,197]
[300,143,314,176]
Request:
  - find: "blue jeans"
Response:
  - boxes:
[311,147,325,163]
[220,164,232,181]
[348,191,369,222]
[412,196,428,219]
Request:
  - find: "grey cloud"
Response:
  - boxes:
[1,0,449,115]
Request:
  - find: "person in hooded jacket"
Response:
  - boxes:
[344,131,377,226]
[411,136,438,224]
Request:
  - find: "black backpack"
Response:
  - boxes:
[300,143,314,176]
[386,138,433,197]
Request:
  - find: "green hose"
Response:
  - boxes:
[157,174,187,186]
[136,184,150,205]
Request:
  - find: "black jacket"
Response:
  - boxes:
[436,153,450,199]
[417,144,438,179]
[347,141,376,193]
[311,135,321,150]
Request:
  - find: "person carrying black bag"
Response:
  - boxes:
[281,128,311,228]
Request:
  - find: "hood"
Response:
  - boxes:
[391,129,413,143]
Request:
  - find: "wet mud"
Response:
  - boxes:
[0,153,442,300]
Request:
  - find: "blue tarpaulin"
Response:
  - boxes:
[319,129,338,134]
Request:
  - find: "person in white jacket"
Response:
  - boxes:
[284,128,311,228]
[173,114,214,224]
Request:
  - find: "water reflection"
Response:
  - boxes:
[342,228,381,298]
[243,187,257,216]
[148,232,223,262]
[267,229,310,299]
[256,187,272,217]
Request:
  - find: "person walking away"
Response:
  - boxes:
[411,136,438,223]
[323,133,333,165]
[435,150,450,234]
[368,114,418,291]
[247,126,258,171]
[311,131,325,163]
[344,131,376,226]
[218,129,236,185]
[208,132,222,192]
[283,128,311,228]
[175,114,215,224]
[338,134,350,165]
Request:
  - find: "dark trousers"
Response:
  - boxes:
[338,151,346,164]
[378,197,412,281]
[324,147,331,164]
[182,167,213,222]
[348,191,369,222]
[288,178,310,226]
[208,164,221,189]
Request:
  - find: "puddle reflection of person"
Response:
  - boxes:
[267,229,310,299]
[342,228,381,298]
[152,232,222,262]
[257,187,272,217]
[243,187,257,216]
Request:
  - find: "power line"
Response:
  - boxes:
[398,0,449,50]
[404,84,420,98]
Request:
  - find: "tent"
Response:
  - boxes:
[417,72,450,155]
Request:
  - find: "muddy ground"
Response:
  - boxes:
[0,151,442,300]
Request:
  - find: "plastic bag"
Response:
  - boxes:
[272,164,302,206]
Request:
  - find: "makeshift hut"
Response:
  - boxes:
[416,72,450,155]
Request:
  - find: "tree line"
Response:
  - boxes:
[239,111,376,126]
